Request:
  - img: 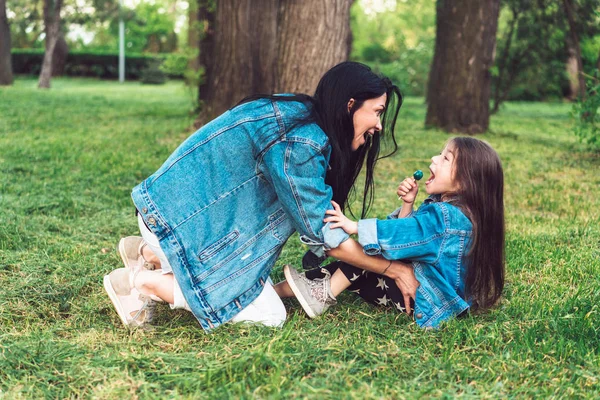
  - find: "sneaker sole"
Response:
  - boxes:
[283,265,317,319]
[103,275,132,328]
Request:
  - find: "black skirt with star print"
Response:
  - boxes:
[304,261,415,314]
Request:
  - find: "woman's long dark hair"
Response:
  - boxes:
[238,61,402,218]
[450,137,505,310]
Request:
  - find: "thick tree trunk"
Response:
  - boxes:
[425,0,500,134]
[275,0,353,93]
[51,33,68,77]
[38,0,64,89]
[197,0,278,125]
[563,0,586,99]
[195,0,353,127]
[0,0,13,85]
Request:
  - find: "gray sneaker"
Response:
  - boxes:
[283,264,337,318]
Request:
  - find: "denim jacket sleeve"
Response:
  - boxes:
[357,202,447,262]
[387,205,413,219]
[261,139,349,257]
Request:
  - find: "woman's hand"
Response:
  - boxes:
[323,201,358,235]
[396,177,419,204]
[384,261,419,315]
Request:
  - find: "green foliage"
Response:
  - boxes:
[140,60,167,85]
[370,42,433,97]
[573,73,600,149]
[11,49,182,80]
[350,0,435,96]
[492,0,600,110]
[1,77,599,397]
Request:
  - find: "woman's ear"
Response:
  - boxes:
[347,98,355,113]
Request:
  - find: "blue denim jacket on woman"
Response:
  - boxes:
[357,195,473,328]
[131,98,349,331]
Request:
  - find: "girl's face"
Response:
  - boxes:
[350,93,387,151]
[426,143,459,196]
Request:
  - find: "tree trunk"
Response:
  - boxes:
[491,6,518,114]
[196,0,278,125]
[275,0,353,93]
[51,33,68,77]
[38,0,64,89]
[562,0,586,100]
[425,0,500,134]
[195,0,353,127]
[0,0,13,85]
[188,0,200,73]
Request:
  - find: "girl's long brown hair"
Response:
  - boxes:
[450,137,505,310]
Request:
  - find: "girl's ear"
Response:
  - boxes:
[347,98,355,113]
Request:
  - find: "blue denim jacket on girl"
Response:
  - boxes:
[131,98,349,331]
[358,195,473,328]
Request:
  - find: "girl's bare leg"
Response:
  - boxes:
[134,270,174,304]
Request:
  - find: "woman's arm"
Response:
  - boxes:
[327,238,419,314]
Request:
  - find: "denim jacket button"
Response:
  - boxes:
[142,207,148,214]
[416,313,423,319]
[147,216,156,226]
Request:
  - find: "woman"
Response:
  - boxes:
[104,61,417,330]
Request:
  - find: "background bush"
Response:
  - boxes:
[11,49,184,80]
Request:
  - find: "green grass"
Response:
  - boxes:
[1,77,599,398]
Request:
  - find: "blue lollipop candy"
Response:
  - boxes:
[413,170,423,181]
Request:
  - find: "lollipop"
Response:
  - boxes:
[398,170,423,200]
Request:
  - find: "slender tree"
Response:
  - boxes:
[38,0,64,88]
[0,0,13,85]
[563,0,586,99]
[425,0,500,133]
[195,0,354,126]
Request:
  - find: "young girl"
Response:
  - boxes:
[275,137,505,328]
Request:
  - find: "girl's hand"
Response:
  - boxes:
[396,177,418,204]
[323,201,358,235]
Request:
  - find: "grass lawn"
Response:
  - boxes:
[1,77,599,398]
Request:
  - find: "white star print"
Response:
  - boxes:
[395,302,405,312]
[376,295,389,306]
[376,277,389,290]
[350,273,360,281]
[349,289,361,294]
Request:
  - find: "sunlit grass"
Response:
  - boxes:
[1,77,599,398]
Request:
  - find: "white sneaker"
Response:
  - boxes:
[103,268,157,328]
[118,236,156,273]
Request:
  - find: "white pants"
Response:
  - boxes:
[137,214,287,327]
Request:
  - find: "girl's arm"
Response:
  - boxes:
[396,177,418,218]
[326,202,447,263]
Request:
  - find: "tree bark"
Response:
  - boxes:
[188,0,200,72]
[275,0,353,93]
[562,0,586,100]
[0,0,13,85]
[51,33,68,77]
[195,0,353,127]
[38,0,64,89]
[425,0,500,134]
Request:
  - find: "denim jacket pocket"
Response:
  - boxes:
[198,230,240,262]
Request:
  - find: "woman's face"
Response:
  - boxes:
[350,93,387,151]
